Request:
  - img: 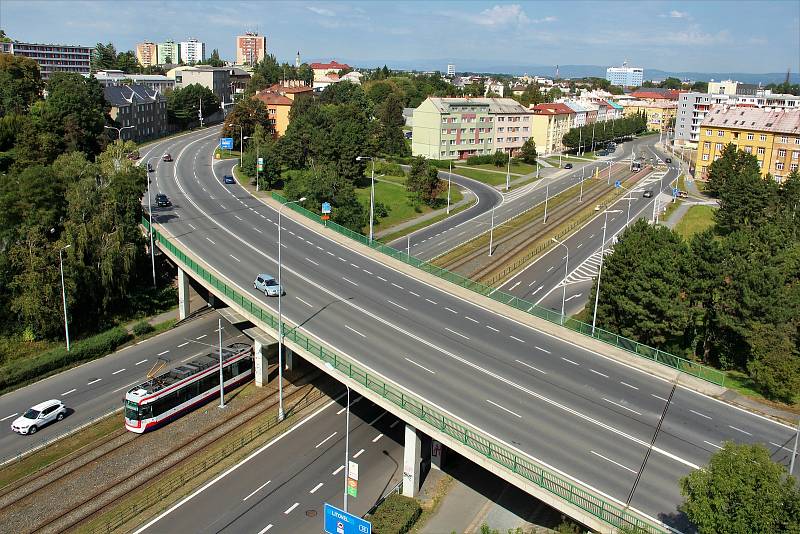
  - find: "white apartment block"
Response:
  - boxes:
[606,63,644,87]
[180,39,206,64]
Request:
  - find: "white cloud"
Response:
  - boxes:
[747,36,768,45]
[669,10,689,18]
[533,16,557,23]
[307,6,335,17]
[473,4,530,27]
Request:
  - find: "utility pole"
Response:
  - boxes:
[505,154,511,191]
[447,160,452,214]
[198,97,204,128]
[543,182,549,224]
[218,318,225,408]
[790,418,799,476]
[579,167,584,202]
[488,206,495,256]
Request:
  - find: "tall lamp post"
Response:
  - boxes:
[243,136,260,191]
[591,209,622,335]
[59,244,72,351]
[505,154,511,191]
[447,160,452,214]
[103,125,135,141]
[552,238,569,325]
[325,362,350,511]
[146,163,156,287]
[277,197,306,421]
[356,156,375,243]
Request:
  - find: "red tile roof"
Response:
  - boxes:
[254,92,294,106]
[630,90,680,101]
[309,60,351,70]
[267,83,313,94]
[531,102,574,116]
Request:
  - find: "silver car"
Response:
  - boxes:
[254,274,284,296]
[11,399,67,435]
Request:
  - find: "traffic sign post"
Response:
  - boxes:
[324,503,371,534]
[347,460,358,497]
[322,202,332,224]
[219,137,233,150]
[257,157,264,172]
[614,180,621,188]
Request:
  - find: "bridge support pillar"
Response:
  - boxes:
[284,347,294,372]
[431,439,444,471]
[178,267,190,320]
[402,424,421,498]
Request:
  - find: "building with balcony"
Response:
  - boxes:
[708,79,758,96]
[529,103,574,155]
[621,100,677,132]
[605,62,643,87]
[173,66,231,106]
[561,101,588,128]
[253,91,293,137]
[236,32,267,65]
[157,40,180,65]
[179,38,205,64]
[104,84,168,142]
[136,42,157,67]
[93,69,174,94]
[0,40,91,80]
[694,106,800,183]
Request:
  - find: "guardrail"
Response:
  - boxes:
[143,217,667,533]
[271,193,724,386]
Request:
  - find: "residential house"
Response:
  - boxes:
[530,102,575,155]
[104,84,167,142]
[412,97,503,160]
[93,69,174,94]
[621,100,677,132]
[253,91,293,137]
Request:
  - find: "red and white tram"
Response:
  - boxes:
[124,342,253,433]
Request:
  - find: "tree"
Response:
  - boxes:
[374,91,408,156]
[0,54,44,117]
[91,42,118,72]
[691,81,709,93]
[251,54,282,86]
[406,156,445,206]
[199,49,224,67]
[221,97,271,150]
[0,29,11,42]
[166,84,219,128]
[660,77,683,89]
[241,124,281,189]
[680,442,800,534]
[519,138,537,165]
[283,165,367,231]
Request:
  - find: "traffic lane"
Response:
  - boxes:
[143,395,403,534]
[535,280,592,317]
[0,314,241,460]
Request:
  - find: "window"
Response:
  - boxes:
[776,162,784,170]
[704,142,711,149]
[778,149,786,157]
[791,163,798,172]
[757,147,765,155]
[702,154,709,161]
[747,133,754,140]
[718,130,724,136]
[705,129,712,137]
[760,134,767,141]
[744,146,752,154]
[716,143,723,150]
[796,138,800,144]
[498,127,504,132]
[497,137,504,142]
[442,129,447,134]
[793,151,799,160]
[779,136,788,143]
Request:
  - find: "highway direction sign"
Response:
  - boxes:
[614,180,621,188]
[322,202,332,214]
[324,503,371,534]
[219,137,233,150]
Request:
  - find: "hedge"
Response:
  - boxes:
[0,327,132,392]
[465,152,508,167]
[370,493,422,534]
[132,320,155,336]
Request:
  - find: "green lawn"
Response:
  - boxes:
[544,155,592,167]
[675,205,716,239]
[464,162,539,175]
[214,148,241,160]
[356,176,463,233]
[450,167,511,186]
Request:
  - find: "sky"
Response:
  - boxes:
[1,0,798,74]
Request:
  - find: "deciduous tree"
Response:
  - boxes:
[0,54,44,117]
[519,138,537,165]
[406,156,445,206]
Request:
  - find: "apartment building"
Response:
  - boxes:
[93,69,174,94]
[173,66,230,105]
[606,63,644,87]
[180,38,205,64]
[136,42,157,67]
[157,40,180,65]
[492,99,533,155]
[694,106,800,182]
[708,79,757,96]
[621,100,677,132]
[236,32,267,65]
[0,40,91,80]
[562,101,588,127]
[530,102,574,155]
[104,84,168,142]
[253,91,293,136]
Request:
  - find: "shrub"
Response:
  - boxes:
[466,152,509,167]
[374,161,404,177]
[0,326,132,393]
[370,493,421,534]
[132,320,155,336]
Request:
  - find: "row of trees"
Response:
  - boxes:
[245,55,314,96]
[586,145,800,401]
[561,111,648,151]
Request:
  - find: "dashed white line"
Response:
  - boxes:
[703,440,723,450]
[284,502,300,514]
[353,448,365,458]
[309,482,324,494]
[387,300,408,311]
[338,256,347,262]
[620,381,639,390]
[590,369,609,378]
[515,360,546,374]
[377,276,387,282]
[465,316,479,323]
[295,296,313,307]
[305,257,319,266]
[0,413,18,422]
[332,465,345,475]
[590,450,637,474]
[509,281,521,291]
[602,398,642,416]
[219,204,227,210]
[157,350,170,356]
[316,246,323,251]
[546,266,554,273]
[372,433,383,442]
[728,425,752,436]
[391,283,404,289]
[326,251,335,256]
[344,325,366,338]
[229,254,241,262]
[444,307,458,314]
[177,342,189,348]
[651,394,669,402]
[390,420,401,428]
[87,378,102,385]
[408,290,420,297]
[112,369,126,375]
[243,480,272,501]
[252,227,263,234]
[486,325,499,332]
[561,357,579,366]
[486,399,522,418]
[135,359,148,365]
[425,298,437,305]
[690,409,712,420]
[534,346,551,354]
[315,432,337,448]
[234,215,243,221]
[187,223,196,230]
[342,277,358,286]
[444,327,469,339]
[363,269,373,275]
[404,357,435,374]
[350,263,360,268]
[205,237,216,245]
[509,335,525,343]
[770,441,794,452]
[63,388,78,395]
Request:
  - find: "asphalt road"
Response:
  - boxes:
[137,393,405,534]
[0,312,243,463]
[140,127,795,526]
[498,141,679,314]
[404,136,663,262]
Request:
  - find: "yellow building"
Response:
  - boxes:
[529,103,574,155]
[621,100,677,132]
[695,106,800,182]
[253,92,293,137]
[136,42,157,67]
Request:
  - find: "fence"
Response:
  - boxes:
[270,193,725,386]
[143,217,667,533]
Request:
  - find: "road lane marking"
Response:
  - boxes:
[546,266,554,273]
[728,425,752,436]
[112,369,126,375]
[528,280,537,287]
[295,296,313,307]
[509,281,521,291]
[113,380,140,393]
[350,263,360,268]
[326,251,335,256]
[405,357,435,374]
[284,502,299,514]
[363,269,373,275]
[561,357,579,366]
[332,465,345,475]
[703,440,723,450]
[444,307,458,314]
[377,276,387,282]
[444,327,469,339]
[408,290,420,297]
[315,432,337,448]
[510,335,525,343]
[316,246,323,250]
[689,409,712,420]
[576,243,583,249]
[651,394,669,402]
[336,398,361,415]
[465,316,479,323]
[372,433,384,443]
[196,334,207,340]
[590,450,637,474]
[234,215,242,221]
[770,441,794,452]
[205,237,216,245]
[0,413,18,421]
[188,223,196,230]
[309,482,324,494]
[157,350,170,356]
[387,300,408,311]
[353,448,365,458]
[534,346,551,354]
[243,480,272,501]
[305,257,319,266]
[178,342,189,347]
[515,360,546,374]
[620,381,639,390]
[338,257,346,262]
[87,378,102,385]
[425,299,437,305]
[531,285,544,296]
[342,277,358,286]
[486,325,499,332]
[564,293,582,302]
[602,398,642,416]
[229,254,241,262]
[391,283,404,289]
[486,399,522,418]
[344,325,366,338]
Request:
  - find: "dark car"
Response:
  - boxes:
[643,190,653,198]
[155,193,171,207]
[162,153,173,162]
[596,150,608,156]
[564,163,573,169]
[665,157,672,164]
[223,175,236,184]
[147,163,154,172]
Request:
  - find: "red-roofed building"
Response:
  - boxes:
[266,81,313,101]
[530,103,575,154]
[629,89,680,102]
[310,60,351,80]
[253,91,294,137]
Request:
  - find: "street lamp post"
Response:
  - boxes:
[552,238,569,325]
[59,244,71,351]
[244,136,260,191]
[103,125,135,141]
[447,160,452,214]
[505,154,511,191]
[325,362,350,512]
[607,161,612,185]
[356,156,375,243]
[277,196,306,421]
[147,164,156,287]
[591,209,622,335]
[218,318,225,408]
[488,206,495,257]
[543,182,550,224]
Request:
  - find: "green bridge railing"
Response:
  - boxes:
[143,217,666,533]
[271,193,724,387]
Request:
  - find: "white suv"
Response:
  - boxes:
[11,399,67,435]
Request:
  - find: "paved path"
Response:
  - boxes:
[663,201,690,229]
[373,189,475,239]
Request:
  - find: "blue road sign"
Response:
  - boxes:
[322,202,332,214]
[324,503,371,534]
[219,137,234,150]
[672,188,679,196]
[614,180,622,188]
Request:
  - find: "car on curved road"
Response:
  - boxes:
[254,274,284,296]
[162,153,173,162]
[11,399,67,435]
[564,163,573,169]
[223,175,236,184]
[155,193,172,207]
[643,190,653,198]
